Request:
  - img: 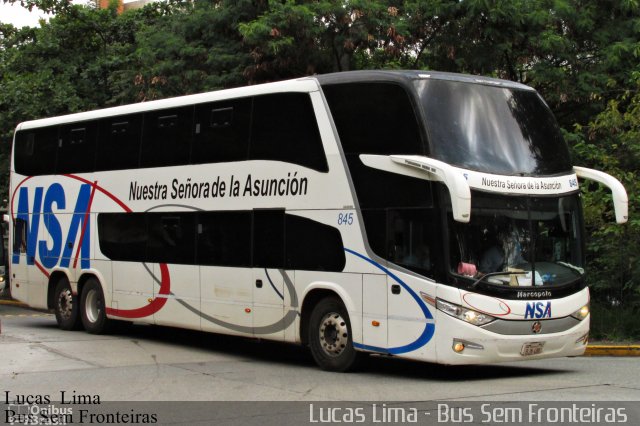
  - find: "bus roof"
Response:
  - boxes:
[316,70,534,91]
[16,77,320,131]
[16,70,533,131]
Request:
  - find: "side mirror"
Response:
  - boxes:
[359,154,471,223]
[574,166,628,224]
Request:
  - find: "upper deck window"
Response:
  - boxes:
[322,82,425,156]
[415,79,572,176]
[14,127,57,176]
[250,93,328,172]
[57,122,97,174]
[13,92,329,176]
[141,106,193,168]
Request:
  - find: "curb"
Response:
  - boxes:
[583,345,640,357]
[0,299,28,307]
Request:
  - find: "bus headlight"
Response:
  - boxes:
[436,298,496,326]
[571,304,590,321]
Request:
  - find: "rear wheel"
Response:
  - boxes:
[308,296,361,372]
[53,277,82,330]
[80,278,111,334]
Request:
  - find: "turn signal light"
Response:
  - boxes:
[453,342,465,353]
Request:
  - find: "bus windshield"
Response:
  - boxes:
[415,79,573,176]
[448,192,584,287]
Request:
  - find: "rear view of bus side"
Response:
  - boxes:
[9,71,628,371]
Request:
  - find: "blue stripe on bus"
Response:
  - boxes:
[344,248,435,355]
[264,268,285,300]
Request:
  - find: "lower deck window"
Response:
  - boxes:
[97,210,345,271]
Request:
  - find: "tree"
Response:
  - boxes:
[0,1,147,195]
[113,0,257,101]
[239,0,422,81]
[569,74,640,338]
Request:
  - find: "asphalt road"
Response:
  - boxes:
[1,302,639,425]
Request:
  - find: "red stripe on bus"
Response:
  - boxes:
[63,174,132,213]
[35,260,50,278]
[105,263,171,319]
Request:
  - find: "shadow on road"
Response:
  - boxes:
[10,312,572,381]
[103,322,572,381]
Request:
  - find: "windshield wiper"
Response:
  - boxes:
[556,261,585,275]
[471,271,522,288]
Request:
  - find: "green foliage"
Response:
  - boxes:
[571,75,640,312]
[590,300,640,342]
[113,0,256,101]
[0,0,639,337]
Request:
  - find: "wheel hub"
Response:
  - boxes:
[319,312,349,357]
[85,289,101,324]
[57,289,73,320]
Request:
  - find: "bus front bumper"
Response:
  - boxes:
[434,310,590,365]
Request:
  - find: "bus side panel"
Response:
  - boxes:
[283,270,301,344]
[10,238,30,305]
[91,260,113,311]
[153,263,201,330]
[200,266,253,337]
[26,210,48,309]
[362,274,388,349]
[252,267,290,341]
[387,271,437,362]
[110,262,154,324]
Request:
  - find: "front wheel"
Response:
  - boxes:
[53,277,82,330]
[308,296,361,372]
[80,278,111,334]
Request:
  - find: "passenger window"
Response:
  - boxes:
[192,98,251,164]
[96,114,143,171]
[361,209,386,258]
[362,207,440,279]
[141,107,193,168]
[97,213,148,262]
[324,83,430,205]
[14,127,58,176]
[322,83,424,155]
[13,218,27,254]
[253,210,285,268]
[197,211,252,267]
[348,160,434,209]
[57,121,97,174]
[147,213,196,264]
[285,215,345,271]
[250,93,328,172]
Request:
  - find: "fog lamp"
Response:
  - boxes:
[576,332,589,345]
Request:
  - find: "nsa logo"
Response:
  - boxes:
[525,302,551,319]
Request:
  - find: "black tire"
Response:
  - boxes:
[80,278,111,334]
[308,296,361,372]
[53,277,82,330]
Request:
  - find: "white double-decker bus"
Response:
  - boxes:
[9,71,628,371]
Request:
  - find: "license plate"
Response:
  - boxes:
[520,342,545,356]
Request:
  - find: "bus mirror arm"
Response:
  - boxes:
[574,166,628,224]
[359,154,471,223]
